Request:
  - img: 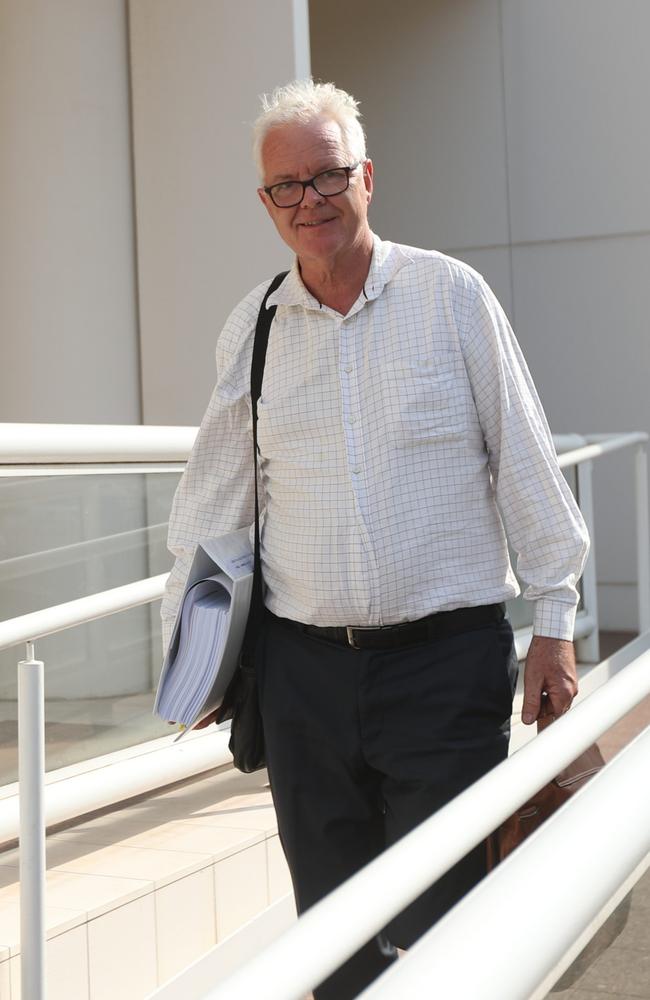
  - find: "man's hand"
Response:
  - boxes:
[167,708,220,730]
[522,635,578,725]
[193,708,220,729]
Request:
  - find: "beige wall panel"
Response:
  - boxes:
[511,237,650,434]
[511,236,650,603]
[310,0,509,252]
[597,582,638,632]
[130,0,308,426]
[502,0,650,243]
[0,0,141,423]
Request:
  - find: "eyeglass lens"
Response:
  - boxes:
[270,167,351,207]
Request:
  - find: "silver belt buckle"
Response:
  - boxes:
[346,626,361,650]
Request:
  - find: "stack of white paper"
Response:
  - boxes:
[156,574,232,725]
[154,527,255,736]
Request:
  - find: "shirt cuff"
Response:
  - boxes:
[532,599,578,642]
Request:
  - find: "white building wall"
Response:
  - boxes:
[310,0,650,630]
[0,0,310,430]
[0,0,141,424]
[129,0,311,427]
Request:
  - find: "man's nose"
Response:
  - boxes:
[301,181,325,207]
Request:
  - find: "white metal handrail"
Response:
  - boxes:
[0,575,168,650]
[195,638,650,1000]
[555,430,648,468]
[0,422,197,463]
[359,725,650,999]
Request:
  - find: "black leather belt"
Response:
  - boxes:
[271,603,505,651]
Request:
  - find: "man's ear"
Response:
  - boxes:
[257,188,277,226]
[257,188,273,216]
[363,159,374,203]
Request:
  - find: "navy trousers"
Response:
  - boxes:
[256,612,518,999]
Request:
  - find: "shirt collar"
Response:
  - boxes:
[266,233,413,313]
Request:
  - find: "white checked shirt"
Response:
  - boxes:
[162,235,589,652]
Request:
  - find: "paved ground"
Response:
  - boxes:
[548,868,650,998]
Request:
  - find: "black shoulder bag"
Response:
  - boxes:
[214,271,288,773]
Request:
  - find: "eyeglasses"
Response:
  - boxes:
[263,163,361,208]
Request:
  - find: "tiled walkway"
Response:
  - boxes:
[0,768,291,999]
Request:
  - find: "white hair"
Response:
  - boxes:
[252,79,367,179]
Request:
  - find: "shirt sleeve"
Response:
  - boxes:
[457,274,590,641]
[160,284,268,654]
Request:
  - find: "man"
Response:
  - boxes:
[162,80,589,998]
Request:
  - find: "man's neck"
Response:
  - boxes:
[298,230,374,316]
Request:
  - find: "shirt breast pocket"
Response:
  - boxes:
[384,355,468,442]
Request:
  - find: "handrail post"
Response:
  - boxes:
[575,459,599,663]
[18,641,46,1000]
[636,443,650,633]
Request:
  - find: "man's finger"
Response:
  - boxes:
[546,689,574,719]
[521,681,542,725]
[194,709,219,730]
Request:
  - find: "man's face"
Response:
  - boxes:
[258,117,373,267]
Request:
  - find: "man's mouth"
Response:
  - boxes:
[299,218,336,228]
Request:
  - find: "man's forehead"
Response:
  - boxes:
[261,118,347,180]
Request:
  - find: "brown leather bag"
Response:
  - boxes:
[486,714,605,870]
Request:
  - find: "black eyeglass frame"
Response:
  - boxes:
[263,163,362,208]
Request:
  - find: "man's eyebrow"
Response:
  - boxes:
[268,164,343,184]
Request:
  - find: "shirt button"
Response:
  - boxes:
[351,467,361,475]
[348,416,356,425]
[344,365,353,373]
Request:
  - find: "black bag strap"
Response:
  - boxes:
[240,271,288,664]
